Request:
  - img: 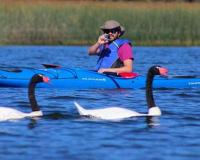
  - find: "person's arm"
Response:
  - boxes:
[98,59,133,73]
[88,34,108,55]
[88,42,101,55]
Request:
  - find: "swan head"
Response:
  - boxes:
[149,66,168,76]
[30,74,50,84]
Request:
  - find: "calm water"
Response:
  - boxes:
[0,46,200,160]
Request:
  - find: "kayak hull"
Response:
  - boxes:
[0,67,200,89]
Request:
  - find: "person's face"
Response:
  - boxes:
[103,28,120,41]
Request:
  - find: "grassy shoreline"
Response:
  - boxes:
[0,1,200,46]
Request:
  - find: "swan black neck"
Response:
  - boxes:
[146,66,160,109]
[28,74,43,112]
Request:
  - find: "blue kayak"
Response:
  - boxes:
[0,66,200,89]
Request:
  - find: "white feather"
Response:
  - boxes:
[74,101,153,120]
[0,107,43,121]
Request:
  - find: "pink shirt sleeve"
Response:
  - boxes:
[118,43,133,61]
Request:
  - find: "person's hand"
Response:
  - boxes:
[98,68,115,73]
[97,34,109,45]
[98,68,108,73]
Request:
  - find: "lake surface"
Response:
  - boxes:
[0,46,200,160]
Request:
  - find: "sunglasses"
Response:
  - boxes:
[103,28,120,34]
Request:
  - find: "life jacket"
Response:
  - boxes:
[95,39,131,70]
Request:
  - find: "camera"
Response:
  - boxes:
[104,34,110,41]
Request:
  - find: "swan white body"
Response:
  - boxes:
[74,66,166,121]
[74,102,161,120]
[0,74,48,122]
[0,107,43,121]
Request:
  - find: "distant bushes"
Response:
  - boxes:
[0,1,200,45]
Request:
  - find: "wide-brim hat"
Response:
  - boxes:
[100,20,125,36]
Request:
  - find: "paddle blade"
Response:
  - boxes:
[42,64,61,68]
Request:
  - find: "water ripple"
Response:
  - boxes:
[0,46,200,160]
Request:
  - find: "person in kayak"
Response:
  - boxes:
[88,20,133,74]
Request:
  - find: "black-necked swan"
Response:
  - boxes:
[74,66,168,120]
[0,74,49,121]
